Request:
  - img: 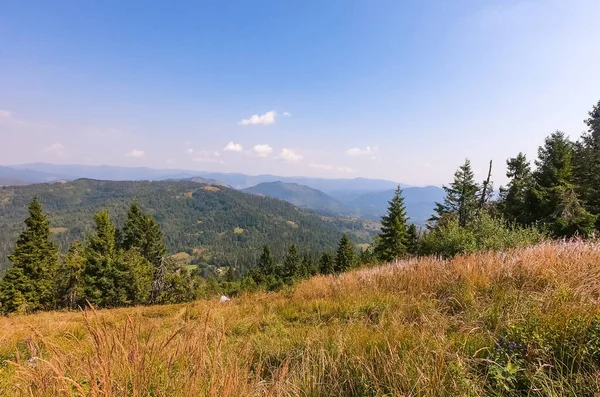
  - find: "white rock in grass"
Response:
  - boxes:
[220,295,231,303]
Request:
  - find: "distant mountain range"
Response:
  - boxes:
[242,181,444,224]
[6,163,402,193]
[1,163,445,224]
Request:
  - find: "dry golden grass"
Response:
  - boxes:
[2,241,600,396]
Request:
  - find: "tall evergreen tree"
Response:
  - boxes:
[55,241,86,309]
[575,100,600,229]
[256,245,274,278]
[334,234,355,273]
[0,197,59,313]
[406,224,420,256]
[498,153,534,225]
[122,202,167,266]
[319,252,334,275]
[282,243,300,281]
[375,186,409,262]
[430,159,480,227]
[83,211,122,307]
[531,131,596,237]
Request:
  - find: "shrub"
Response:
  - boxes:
[420,213,543,258]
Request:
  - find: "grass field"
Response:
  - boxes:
[2,241,600,396]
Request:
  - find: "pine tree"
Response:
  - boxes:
[319,252,334,275]
[375,186,409,262]
[406,224,419,255]
[120,248,153,305]
[0,197,59,313]
[531,131,596,237]
[83,211,121,307]
[55,241,86,309]
[498,153,534,225]
[256,245,274,279]
[575,100,600,229]
[282,243,300,281]
[122,202,167,266]
[334,234,355,273]
[431,159,480,227]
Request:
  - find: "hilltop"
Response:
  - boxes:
[1,242,599,396]
[242,181,352,215]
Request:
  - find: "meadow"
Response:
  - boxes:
[2,241,600,396]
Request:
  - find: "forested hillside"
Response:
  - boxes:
[242,181,352,215]
[0,179,374,274]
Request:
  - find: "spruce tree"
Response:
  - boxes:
[431,159,480,227]
[0,197,59,313]
[282,243,300,281]
[319,252,334,275]
[256,245,274,279]
[531,131,596,237]
[498,153,534,225]
[55,241,86,309]
[375,186,409,262]
[575,100,600,229]
[334,234,354,273]
[406,224,419,255]
[122,202,167,266]
[83,211,121,307]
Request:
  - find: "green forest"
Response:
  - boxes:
[1,99,600,315]
[0,179,376,274]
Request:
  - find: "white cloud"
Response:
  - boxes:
[279,148,303,162]
[282,111,291,117]
[253,144,273,157]
[126,149,145,158]
[185,148,194,154]
[0,109,11,119]
[310,163,353,173]
[239,110,276,126]
[166,158,174,164]
[44,143,66,157]
[223,141,243,152]
[345,146,378,159]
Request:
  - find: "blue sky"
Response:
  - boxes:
[1,0,599,186]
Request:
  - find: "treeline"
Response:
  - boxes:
[0,197,363,314]
[369,100,600,262]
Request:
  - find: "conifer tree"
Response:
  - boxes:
[122,202,167,266]
[299,255,314,278]
[282,243,300,281]
[319,252,334,275]
[431,159,480,227]
[531,131,596,237]
[256,245,274,279]
[575,100,600,229]
[375,186,409,262]
[55,241,86,309]
[498,153,534,225]
[406,224,420,255]
[334,234,354,273]
[83,211,121,307]
[0,197,59,313]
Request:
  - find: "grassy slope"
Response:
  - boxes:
[2,242,600,396]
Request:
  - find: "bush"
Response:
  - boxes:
[420,213,543,258]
